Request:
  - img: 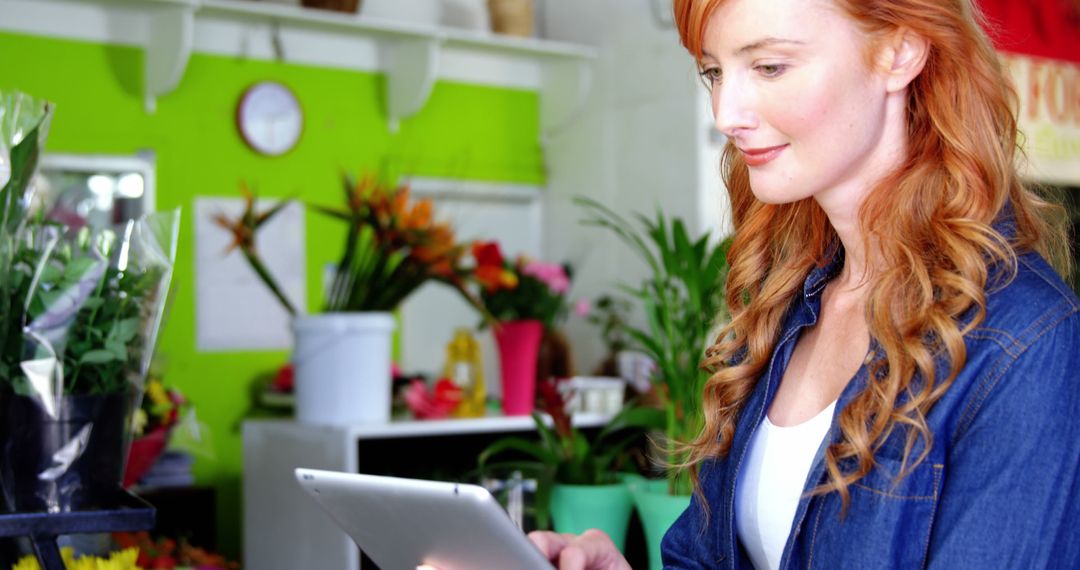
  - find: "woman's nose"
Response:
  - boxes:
[713,79,757,138]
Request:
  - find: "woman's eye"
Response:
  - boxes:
[755,64,787,78]
[699,67,723,86]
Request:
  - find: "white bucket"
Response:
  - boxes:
[292,312,396,426]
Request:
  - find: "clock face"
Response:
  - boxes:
[236,81,303,156]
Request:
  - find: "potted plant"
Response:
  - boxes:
[468,241,572,415]
[0,91,179,513]
[577,196,731,570]
[478,378,664,548]
[214,176,481,426]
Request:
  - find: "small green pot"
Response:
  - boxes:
[550,482,634,553]
[626,475,691,570]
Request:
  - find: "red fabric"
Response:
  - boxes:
[977,0,1080,64]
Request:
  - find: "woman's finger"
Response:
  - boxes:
[528,530,572,560]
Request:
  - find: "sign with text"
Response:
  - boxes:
[1002,53,1080,185]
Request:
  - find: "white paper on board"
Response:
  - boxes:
[194,197,305,351]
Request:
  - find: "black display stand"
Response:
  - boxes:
[0,491,155,570]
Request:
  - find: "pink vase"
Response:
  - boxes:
[494,319,544,415]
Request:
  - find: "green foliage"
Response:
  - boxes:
[477,403,664,529]
[479,406,664,486]
[586,294,632,355]
[576,196,732,495]
[0,224,166,395]
[0,91,175,396]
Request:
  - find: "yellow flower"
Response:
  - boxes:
[15,547,143,570]
[146,379,170,408]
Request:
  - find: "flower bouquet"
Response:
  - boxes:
[214,175,484,425]
[0,91,179,513]
[469,241,572,415]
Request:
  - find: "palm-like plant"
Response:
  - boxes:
[576,196,731,495]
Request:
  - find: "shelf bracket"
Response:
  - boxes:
[540,58,593,141]
[379,37,441,133]
[143,4,195,114]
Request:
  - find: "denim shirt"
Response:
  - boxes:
[662,249,1080,569]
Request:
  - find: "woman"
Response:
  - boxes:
[530,0,1080,568]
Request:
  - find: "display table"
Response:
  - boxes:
[0,491,155,570]
[242,413,612,570]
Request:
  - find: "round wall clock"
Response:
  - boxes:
[236,81,304,156]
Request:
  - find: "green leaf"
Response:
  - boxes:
[105,339,127,360]
[478,437,557,468]
[62,256,99,282]
[108,317,140,343]
[38,263,63,284]
[80,349,118,364]
[598,406,666,441]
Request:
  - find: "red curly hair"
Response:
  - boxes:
[674,0,1070,509]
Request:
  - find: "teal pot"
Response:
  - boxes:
[626,475,691,570]
[0,391,133,513]
[550,482,634,553]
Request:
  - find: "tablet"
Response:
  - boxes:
[294,468,555,570]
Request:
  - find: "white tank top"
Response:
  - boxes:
[735,400,837,570]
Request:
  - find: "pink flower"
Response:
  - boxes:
[522,260,570,294]
[574,298,591,318]
[403,378,462,419]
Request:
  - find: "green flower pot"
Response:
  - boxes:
[626,475,691,570]
[550,482,634,553]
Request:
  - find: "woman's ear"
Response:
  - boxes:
[880,29,930,93]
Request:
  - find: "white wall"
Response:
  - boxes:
[398,1,732,381]
[540,0,731,375]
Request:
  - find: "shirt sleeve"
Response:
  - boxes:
[926,310,1080,568]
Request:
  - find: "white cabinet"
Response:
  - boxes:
[242,414,612,569]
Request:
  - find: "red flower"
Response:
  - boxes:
[472,241,504,268]
[272,363,294,392]
[537,379,572,440]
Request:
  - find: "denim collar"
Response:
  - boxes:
[802,242,845,299]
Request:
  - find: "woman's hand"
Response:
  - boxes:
[528,529,632,570]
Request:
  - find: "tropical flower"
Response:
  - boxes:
[214,176,486,316]
[211,181,296,315]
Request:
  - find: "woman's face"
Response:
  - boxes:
[701,0,903,208]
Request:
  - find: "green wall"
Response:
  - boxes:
[0,30,543,559]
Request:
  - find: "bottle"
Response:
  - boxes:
[443,328,485,418]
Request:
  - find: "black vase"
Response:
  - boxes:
[0,391,132,513]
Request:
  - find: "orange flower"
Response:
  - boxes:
[403,197,433,230]
[474,265,518,292]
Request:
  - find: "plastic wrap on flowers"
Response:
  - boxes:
[0,90,180,513]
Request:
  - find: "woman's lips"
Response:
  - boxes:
[740,144,788,167]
